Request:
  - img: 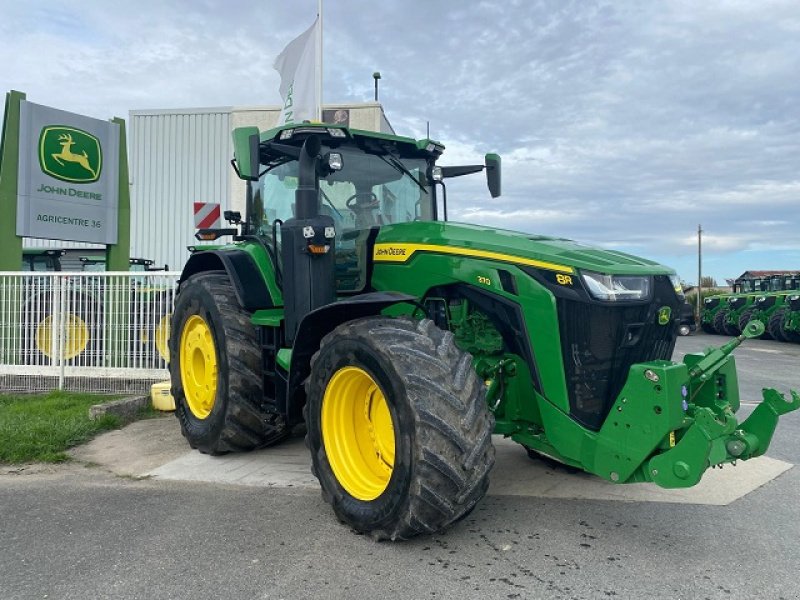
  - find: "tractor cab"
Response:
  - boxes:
[251,128,437,293]
[783,274,800,291]
[230,124,499,295]
[732,277,768,294]
[21,249,65,272]
[78,256,168,273]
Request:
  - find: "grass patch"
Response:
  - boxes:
[0,391,130,464]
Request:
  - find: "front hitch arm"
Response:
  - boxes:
[735,388,800,458]
[646,387,799,488]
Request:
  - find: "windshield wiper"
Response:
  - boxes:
[320,189,344,219]
[376,153,427,194]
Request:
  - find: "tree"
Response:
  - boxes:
[700,275,717,288]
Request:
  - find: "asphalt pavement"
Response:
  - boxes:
[1,331,799,600]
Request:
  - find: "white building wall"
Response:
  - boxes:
[129,108,232,270]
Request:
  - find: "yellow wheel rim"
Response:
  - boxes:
[321,366,395,501]
[35,314,89,360]
[180,314,218,420]
[155,313,172,363]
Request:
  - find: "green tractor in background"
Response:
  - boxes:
[781,292,800,343]
[168,123,799,540]
[710,276,770,336]
[17,250,172,367]
[742,274,800,342]
[79,256,174,365]
[700,293,726,334]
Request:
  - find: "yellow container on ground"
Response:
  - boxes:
[151,380,175,411]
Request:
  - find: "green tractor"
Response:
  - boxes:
[17,250,172,367]
[700,293,726,334]
[711,276,770,336]
[79,256,174,366]
[781,292,800,343]
[762,275,800,342]
[737,274,800,341]
[168,123,799,540]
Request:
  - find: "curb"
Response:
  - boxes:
[89,395,149,420]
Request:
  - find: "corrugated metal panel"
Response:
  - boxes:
[23,238,105,251]
[129,109,232,270]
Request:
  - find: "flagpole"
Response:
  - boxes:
[317,0,323,122]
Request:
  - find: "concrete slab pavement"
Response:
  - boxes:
[147,430,793,506]
[72,414,794,507]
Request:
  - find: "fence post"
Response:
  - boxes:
[57,274,67,390]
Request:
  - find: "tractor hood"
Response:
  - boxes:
[373,221,675,277]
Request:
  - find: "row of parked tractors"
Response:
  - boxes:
[700,273,800,342]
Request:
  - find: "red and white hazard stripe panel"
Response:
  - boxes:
[193,202,222,229]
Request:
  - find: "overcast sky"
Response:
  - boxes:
[1,0,798,284]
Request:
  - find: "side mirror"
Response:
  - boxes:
[231,127,260,181]
[485,153,501,198]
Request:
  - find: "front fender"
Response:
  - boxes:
[286,291,418,423]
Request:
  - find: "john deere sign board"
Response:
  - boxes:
[16,101,120,244]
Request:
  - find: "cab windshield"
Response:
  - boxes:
[255,145,433,232]
[252,143,434,292]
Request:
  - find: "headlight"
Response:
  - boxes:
[581,271,651,301]
[669,274,684,298]
[756,296,766,303]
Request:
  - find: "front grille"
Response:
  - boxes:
[704,297,720,310]
[790,297,800,311]
[557,275,679,430]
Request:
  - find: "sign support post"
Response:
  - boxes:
[0,90,25,271]
[106,117,130,271]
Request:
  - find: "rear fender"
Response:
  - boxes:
[180,249,274,311]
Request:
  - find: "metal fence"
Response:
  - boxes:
[0,272,180,393]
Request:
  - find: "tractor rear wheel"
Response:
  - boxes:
[21,291,100,366]
[169,272,288,454]
[780,319,800,343]
[305,317,495,540]
[722,312,740,336]
[768,308,790,342]
[712,310,729,335]
[737,307,759,333]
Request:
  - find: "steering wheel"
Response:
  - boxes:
[345,192,380,211]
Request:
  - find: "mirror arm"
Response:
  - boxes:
[440,165,484,178]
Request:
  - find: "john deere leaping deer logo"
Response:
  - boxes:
[38,126,102,183]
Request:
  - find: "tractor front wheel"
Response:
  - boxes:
[169,272,288,454]
[305,317,495,540]
[780,318,800,343]
[768,308,790,342]
[700,320,716,334]
[713,310,729,336]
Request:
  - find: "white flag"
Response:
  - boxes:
[274,17,320,126]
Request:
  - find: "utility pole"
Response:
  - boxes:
[697,224,703,322]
